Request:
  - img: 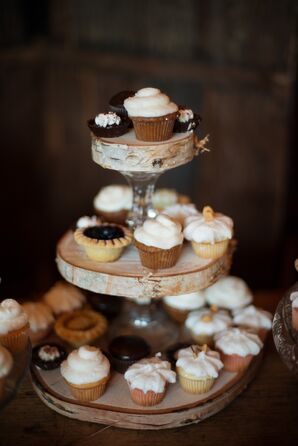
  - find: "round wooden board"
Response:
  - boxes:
[31,354,262,430]
[56,231,235,299]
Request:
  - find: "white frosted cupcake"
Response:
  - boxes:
[0,345,13,396]
[162,203,200,227]
[43,282,86,316]
[93,184,132,224]
[22,302,54,344]
[76,215,101,229]
[232,305,272,341]
[184,206,233,259]
[205,276,253,310]
[185,307,232,346]
[124,355,176,406]
[61,345,110,401]
[134,214,183,269]
[176,345,223,394]
[0,299,29,352]
[290,292,298,330]
[214,328,263,372]
[124,87,178,141]
[163,291,205,323]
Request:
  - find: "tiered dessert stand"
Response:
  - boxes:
[31,128,263,429]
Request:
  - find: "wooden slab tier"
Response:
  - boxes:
[31,354,262,430]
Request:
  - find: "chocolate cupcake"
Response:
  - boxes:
[108,335,150,373]
[32,343,67,370]
[109,90,135,119]
[87,292,123,320]
[87,112,130,138]
[173,107,202,133]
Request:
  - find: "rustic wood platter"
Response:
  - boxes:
[56,231,235,299]
[31,354,262,430]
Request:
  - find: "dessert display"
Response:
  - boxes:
[162,203,199,227]
[176,345,223,394]
[184,205,233,259]
[232,305,272,341]
[93,184,132,224]
[163,291,206,323]
[205,276,253,310]
[54,309,108,347]
[134,214,183,269]
[43,281,86,316]
[0,299,29,352]
[74,223,132,262]
[0,345,13,396]
[60,345,110,401]
[22,302,54,343]
[88,112,130,138]
[290,291,298,330]
[108,335,151,373]
[32,343,67,370]
[173,107,202,133]
[123,87,178,142]
[124,355,176,406]
[214,328,263,372]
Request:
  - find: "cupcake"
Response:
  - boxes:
[184,206,233,259]
[61,345,110,401]
[74,223,132,262]
[108,335,150,373]
[232,305,272,341]
[93,185,132,224]
[176,344,223,394]
[163,291,206,323]
[153,188,190,212]
[124,87,178,142]
[185,306,232,346]
[76,215,101,229]
[108,90,135,120]
[0,299,29,352]
[173,107,202,133]
[87,112,130,138]
[54,309,108,347]
[43,281,86,316]
[22,302,55,344]
[124,355,176,406]
[214,328,263,372]
[290,292,298,330]
[134,214,183,269]
[162,203,199,227]
[0,345,13,396]
[32,343,67,370]
[205,276,253,311]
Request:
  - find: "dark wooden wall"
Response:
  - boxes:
[0,0,297,297]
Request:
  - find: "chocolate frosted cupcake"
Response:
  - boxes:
[87,112,130,138]
[173,107,202,133]
[108,335,150,373]
[32,343,67,370]
[109,90,135,119]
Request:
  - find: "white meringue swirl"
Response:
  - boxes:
[233,305,272,330]
[185,308,232,336]
[163,291,205,311]
[184,212,233,244]
[124,87,178,117]
[134,214,183,249]
[205,276,253,310]
[176,346,223,378]
[215,328,263,357]
[162,204,200,227]
[94,185,132,212]
[0,299,28,335]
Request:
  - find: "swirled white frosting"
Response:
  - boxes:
[43,282,86,315]
[124,87,178,118]
[233,305,272,330]
[178,109,194,123]
[205,276,253,310]
[0,299,28,335]
[162,204,200,227]
[134,214,183,249]
[163,291,205,310]
[153,189,178,209]
[290,291,298,309]
[184,212,233,244]
[61,345,110,385]
[176,346,223,378]
[0,345,13,378]
[215,328,263,357]
[94,185,132,212]
[76,215,100,229]
[124,356,176,393]
[185,308,232,335]
[95,112,121,127]
[22,302,54,333]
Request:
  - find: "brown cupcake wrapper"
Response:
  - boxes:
[130,387,166,406]
[66,376,109,401]
[219,351,253,372]
[134,239,182,269]
[178,373,215,394]
[131,112,178,142]
[0,324,29,353]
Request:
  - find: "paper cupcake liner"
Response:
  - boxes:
[95,209,128,225]
[130,387,166,406]
[131,112,177,142]
[84,245,124,262]
[292,308,298,331]
[191,239,229,259]
[0,324,29,353]
[134,240,182,269]
[66,376,109,402]
[178,373,215,394]
[163,304,190,324]
[191,333,214,348]
[219,351,253,372]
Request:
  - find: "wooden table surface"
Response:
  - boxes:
[1,290,297,446]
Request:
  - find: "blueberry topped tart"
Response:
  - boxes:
[32,343,67,370]
[87,112,130,138]
[173,107,202,133]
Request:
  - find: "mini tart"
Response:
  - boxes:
[87,116,130,138]
[173,107,202,133]
[54,309,108,347]
[32,343,67,370]
[74,224,132,262]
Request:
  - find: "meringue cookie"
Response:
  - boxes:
[22,302,54,333]
[43,282,86,315]
[176,346,223,378]
[0,299,28,335]
[215,328,263,357]
[233,305,272,330]
[94,185,132,213]
[134,214,183,249]
[124,87,178,118]
[0,345,13,379]
[163,291,205,311]
[185,308,232,336]
[184,210,233,244]
[205,276,253,310]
